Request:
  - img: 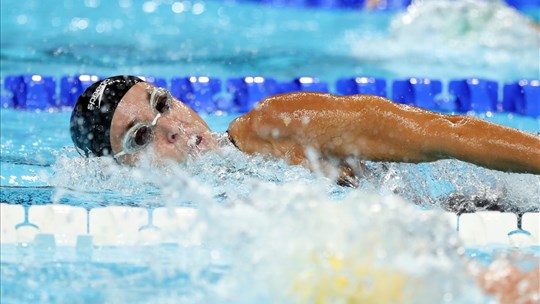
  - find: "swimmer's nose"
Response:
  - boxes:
[154,115,179,144]
[166,130,178,143]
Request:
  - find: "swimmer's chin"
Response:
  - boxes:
[130,142,219,168]
[127,153,189,168]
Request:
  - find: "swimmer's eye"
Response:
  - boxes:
[121,124,154,157]
[130,125,152,149]
[150,88,172,114]
[116,118,160,159]
[154,94,170,113]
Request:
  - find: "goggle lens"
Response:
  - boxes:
[114,86,174,159]
[131,125,153,148]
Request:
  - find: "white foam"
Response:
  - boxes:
[194,186,487,303]
[40,140,540,301]
[348,0,539,80]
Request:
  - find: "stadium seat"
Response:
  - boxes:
[277,77,329,94]
[171,76,221,113]
[227,76,278,112]
[138,76,167,89]
[18,75,56,110]
[59,75,101,107]
[392,78,442,110]
[503,80,540,118]
[4,75,25,108]
[505,0,540,10]
[336,77,386,97]
[1,94,14,108]
[449,78,498,112]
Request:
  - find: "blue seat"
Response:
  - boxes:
[505,0,540,10]
[449,78,498,112]
[306,0,365,8]
[448,80,469,112]
[371,0,411,10]
[503,80,540,118]
[60,75,101,107]
[262,0,308,7]
[78,74,101,90]
[6,75,56,110]
[336,77,386,97]
[306,0,339,8]
[4,75,25,108]
[227,77,278,113]
[60,76,80,107]
[22,75,56,110]
[502,83,519,113]
[392,80,413,105]
[275,81,298,94]
[337,0,365,8]
[139,76,167,89]
[1,94,14,108]
[392,78,442,110]
[277,77,329,94]
[410,78,442,110]
[170,76,221,113]
[519,81,540,118]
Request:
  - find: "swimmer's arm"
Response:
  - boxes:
[228,92,540,174]
[424,113,540,174]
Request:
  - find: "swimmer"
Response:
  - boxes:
[70,76,540,301]
[70,75,540,186]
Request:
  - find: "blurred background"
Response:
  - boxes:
[1,0,539,82]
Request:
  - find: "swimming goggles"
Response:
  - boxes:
[113,86,173,159]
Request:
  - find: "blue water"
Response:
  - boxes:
[2,107,538,212]
[1,0,540,303]
[1,0,539,82]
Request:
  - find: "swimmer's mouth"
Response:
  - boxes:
[187,134,203,150]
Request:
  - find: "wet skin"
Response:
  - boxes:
[110,84,540,175]
[110,83,218,165]
[228,92,540,175]
[108,84,540,301]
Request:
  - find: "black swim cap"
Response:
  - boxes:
[70,75,144,157]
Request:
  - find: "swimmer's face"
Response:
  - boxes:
[110,82,218,165]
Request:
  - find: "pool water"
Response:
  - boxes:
[1,108,539,303]
[1,0,540,303]
[1,0,538,81]
[2,108,538,211]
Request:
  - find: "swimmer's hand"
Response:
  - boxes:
[470,256,540,304]
[310,159,366,188]
[336,163,359,188]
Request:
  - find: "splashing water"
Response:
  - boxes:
[50,140,540,212]
[41,130,540,302]
[393,0,538,49]
[357,160,540,213]
[49,142,347,207]
[141,174,488,303]
[348,0,540,80]
[2,0,539,300]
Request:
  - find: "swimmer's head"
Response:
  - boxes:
[70,75,217,165]
[70,75,144,157]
